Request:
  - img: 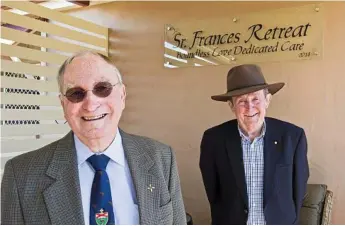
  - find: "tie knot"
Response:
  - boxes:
[87,154,110,171]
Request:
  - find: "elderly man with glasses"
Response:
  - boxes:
[1,51,186,225]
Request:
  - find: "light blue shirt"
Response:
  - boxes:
[238,121,266,225]
[75,129,139,225]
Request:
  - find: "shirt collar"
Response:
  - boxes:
[237,119,266,141]
[75,128,125,167]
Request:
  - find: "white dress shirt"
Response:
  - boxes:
[75,129,139,225]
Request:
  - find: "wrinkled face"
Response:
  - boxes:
[230,90,271,135]
[59,54,126,142]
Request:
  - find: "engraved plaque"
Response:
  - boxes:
[164,4,323,68]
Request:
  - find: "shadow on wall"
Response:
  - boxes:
[308,161,332,184]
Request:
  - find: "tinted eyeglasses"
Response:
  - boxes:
[63,81,121,103]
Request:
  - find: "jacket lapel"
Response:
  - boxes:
[43,132,84,224]
[120,130,161,225]
[225,122,248,207]
[263,119,283,208]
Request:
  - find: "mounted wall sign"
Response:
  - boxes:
[164,4,323,68]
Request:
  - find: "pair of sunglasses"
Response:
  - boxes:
[63,81,121,103]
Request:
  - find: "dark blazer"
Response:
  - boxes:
[1,130,186,225]
[200,117,309,225]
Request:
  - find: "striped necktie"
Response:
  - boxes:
[87,154,115,225]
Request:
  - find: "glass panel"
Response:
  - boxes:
[164,4,323,68]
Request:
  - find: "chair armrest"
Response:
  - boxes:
[321,190,333,225]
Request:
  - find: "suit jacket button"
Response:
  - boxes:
[244,209,248,214]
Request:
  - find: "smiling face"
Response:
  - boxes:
[230,89,271,137]
[59,53,126,144]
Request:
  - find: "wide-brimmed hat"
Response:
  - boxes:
[211,64,285,102]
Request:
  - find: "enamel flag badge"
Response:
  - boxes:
[95,208,108,225]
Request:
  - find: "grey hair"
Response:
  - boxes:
[57,51,123,93]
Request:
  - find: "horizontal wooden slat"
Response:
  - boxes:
[164,57,188,68]
[1,44,68,65]
[165,48,188,61]
[1,124,70,137]
[1,60,58,78]
[1,76,58,92]
[1,10,106,48]
[1,137,63,153]
[193,56,218,66]
[1,1,108,37]
[164,48,221,66]
[0,93,60,106]
[1,27,107,55]
[1,109,65,120]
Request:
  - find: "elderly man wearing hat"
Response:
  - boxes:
[199,64,309,225]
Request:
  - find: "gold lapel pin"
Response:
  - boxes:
[148,184,155,192]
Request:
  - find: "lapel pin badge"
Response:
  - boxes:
[274,141,278,144]
[148,184,155,192]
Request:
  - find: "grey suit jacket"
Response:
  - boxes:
[1,130,187,225]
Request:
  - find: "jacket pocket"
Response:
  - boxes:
[159,201,173,224]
